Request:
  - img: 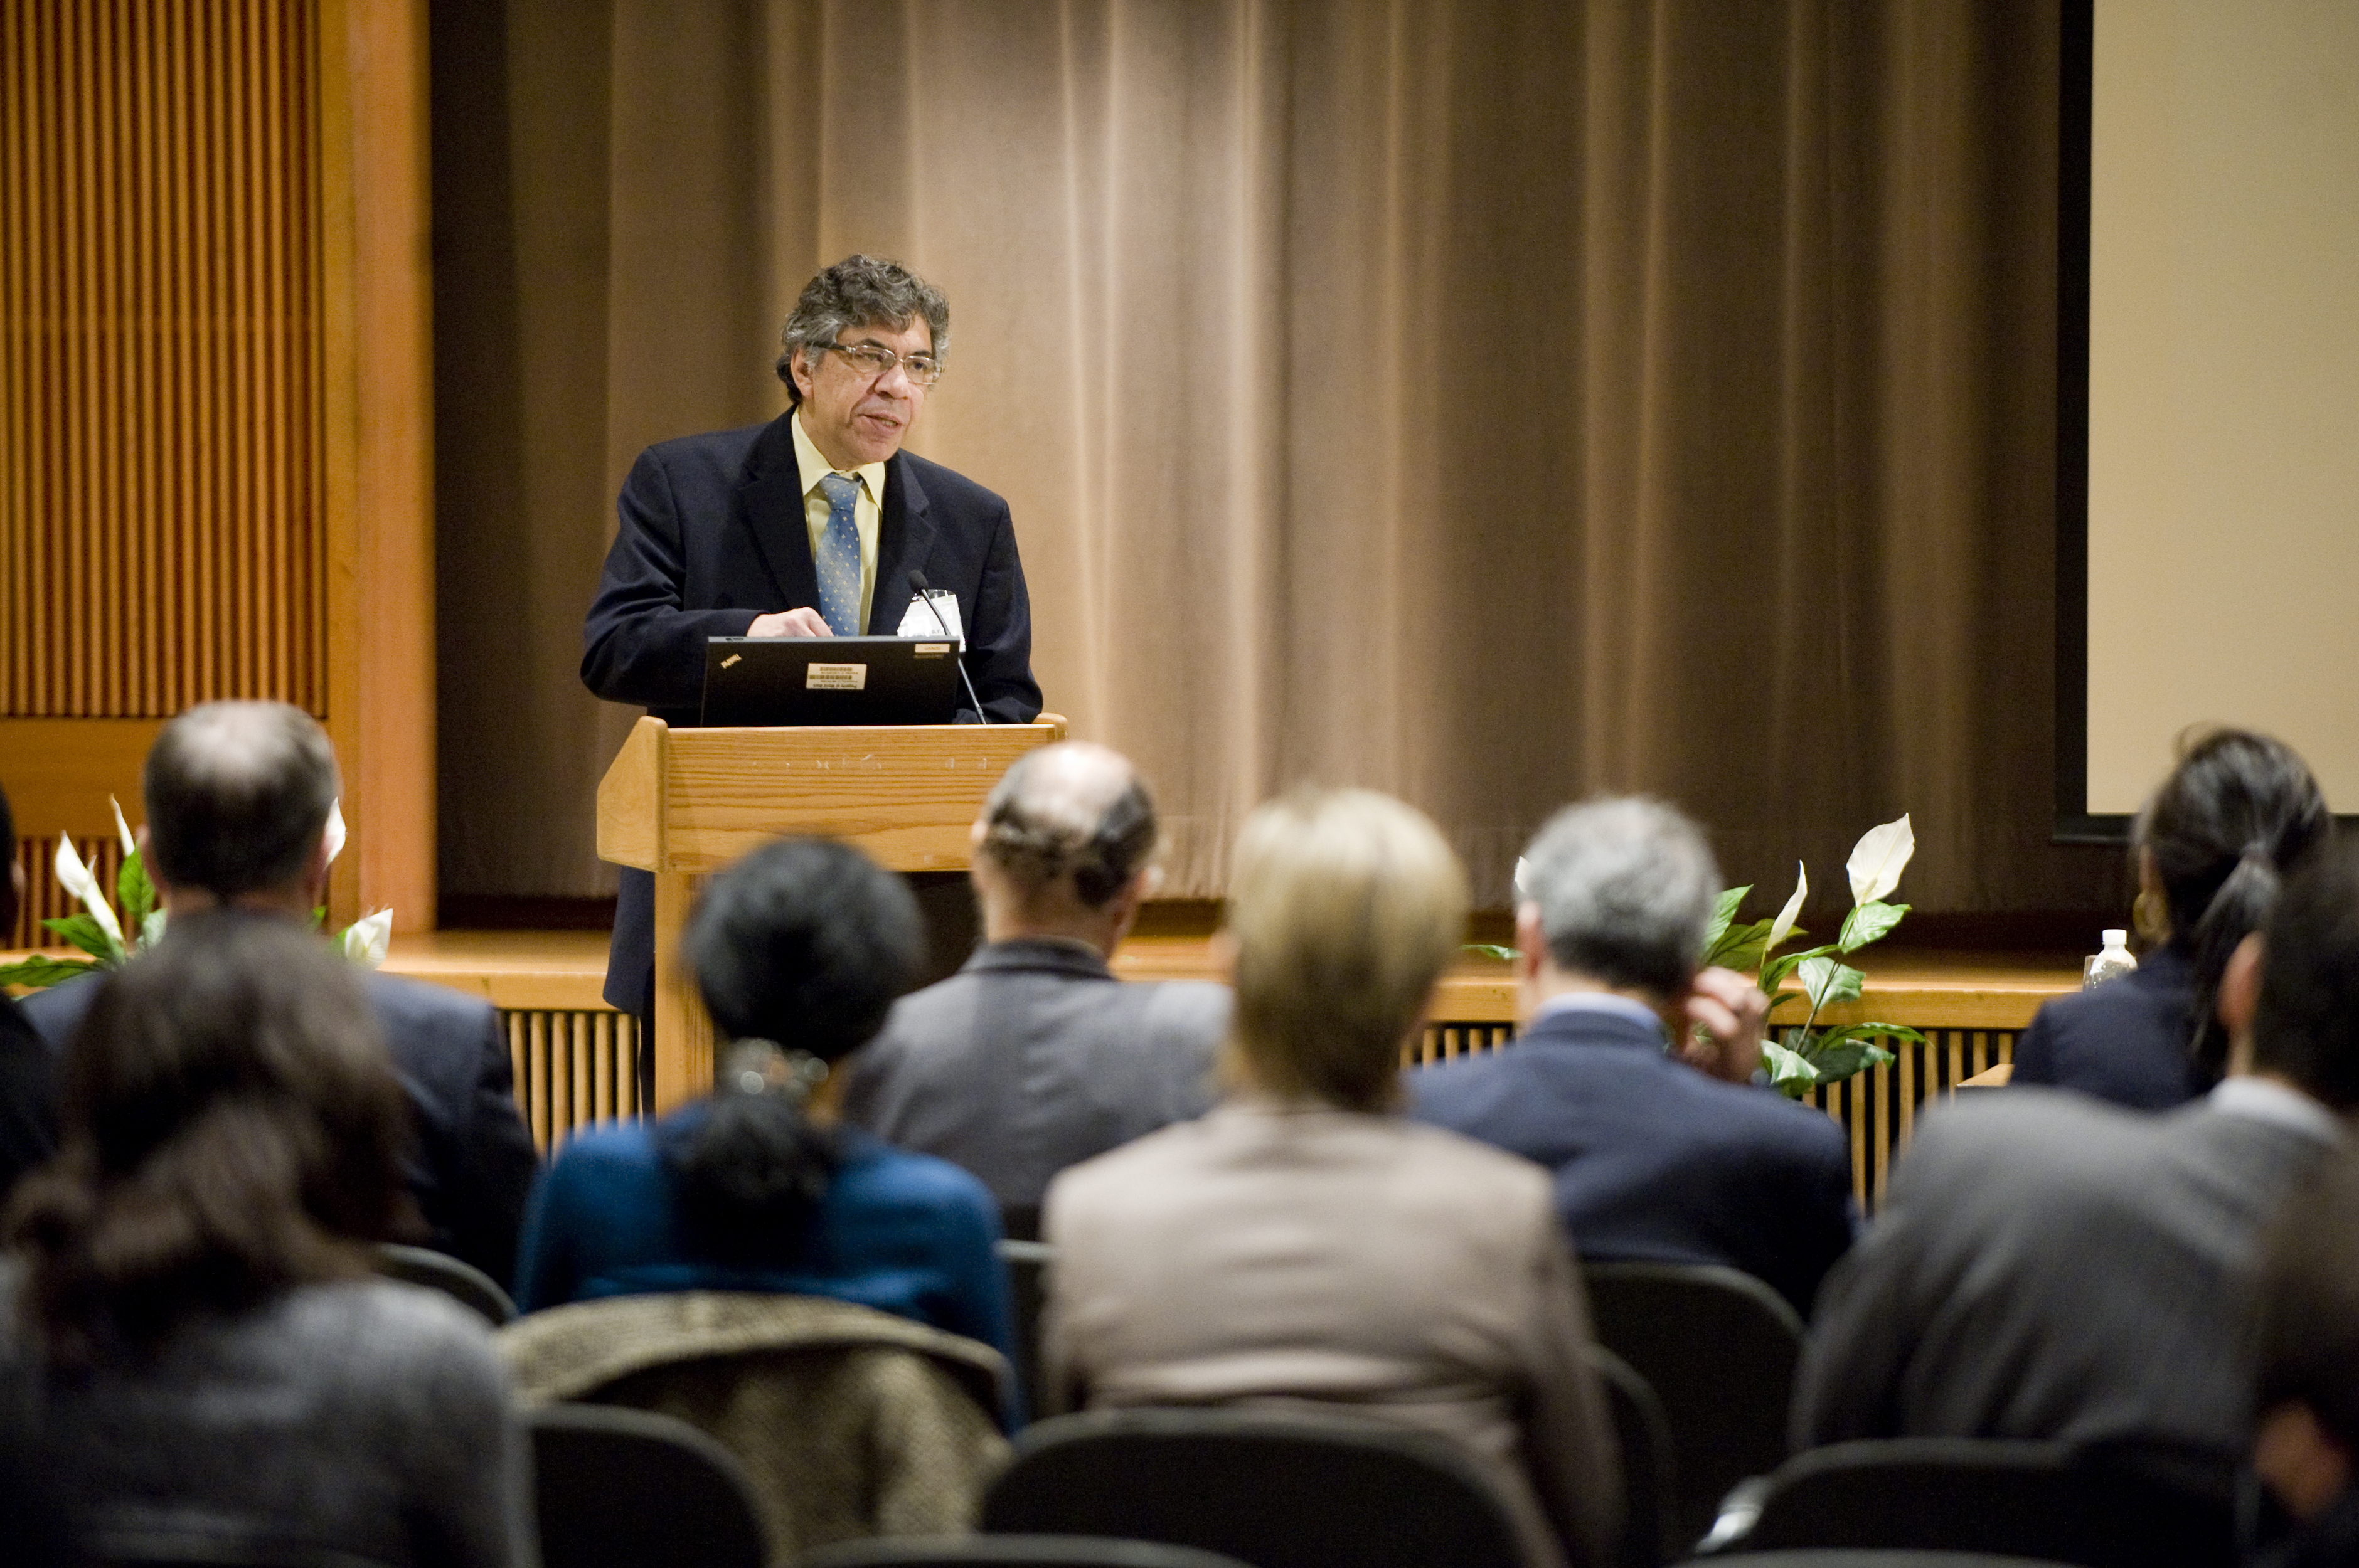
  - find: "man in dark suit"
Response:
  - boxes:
[1793,840,2359,1465]
[19,702,539,1288]
[582,254,1043,1024]
[0,782,60,1199]
[1410,796,1855,1316]
[841,742,1227,1222]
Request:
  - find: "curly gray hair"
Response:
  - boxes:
[774,255,951,403]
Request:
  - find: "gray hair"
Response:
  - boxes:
[774,255,951,402]
[1521,796,1719,997]
[978,743,1156,909]
[144,701,340,898]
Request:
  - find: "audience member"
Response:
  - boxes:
[841,743,1226,1222]
[1410,797,1854,1316]
[19,702,538,1287]
[2013,728,2330,1110]
[0,911,533,1568]
[1044,789,1621,1568]
[513,838,1020,1379]
[2252,1145,2359,1567]
[0,783,58,1199]
[1794,839,2359,1464]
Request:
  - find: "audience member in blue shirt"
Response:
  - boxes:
[511,837,1019,1402]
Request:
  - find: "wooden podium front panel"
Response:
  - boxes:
[659,725,1058,872]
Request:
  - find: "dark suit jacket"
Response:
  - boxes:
[1793,1084,2338,1461]
[841,938,1228,1211]
[23,967,540,1289]
[1408,1006,1858,1316]
[0,995,56,1201]
[2010,942,2200,1111]
[581,411,1044,1013]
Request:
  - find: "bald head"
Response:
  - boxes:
[973,743,1159,950]
[144,701,339,902]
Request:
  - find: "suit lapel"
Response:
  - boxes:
[869,451,937,635]
[733,411,819,610]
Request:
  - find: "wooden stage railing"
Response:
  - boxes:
[9,928,2075,1204]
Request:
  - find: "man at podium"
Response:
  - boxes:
[582,254,1043,1034]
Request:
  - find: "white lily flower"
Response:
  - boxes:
[1513,856,1530,898]
[1846,813,1915,906]
[110,795,138,857]
[1768,862,1808,950]
[342,908,393,969]
[323,799,348,865]
[53,835,125,950]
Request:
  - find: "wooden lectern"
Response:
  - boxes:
[596,714,1068,1111]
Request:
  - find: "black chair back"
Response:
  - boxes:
[796,1536,1256,1568]
[1680,1555,2094,1568]
[1589,1344,1677,1568]
[530,1403,768,1568]
[1707,1438,2237,1568]
[997,1232,1053,1416]
[375,1242,517,1326]
[981,1407,1526,1568]
[1582,1261,1803,1549]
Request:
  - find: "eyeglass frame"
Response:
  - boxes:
[817,339,944,388]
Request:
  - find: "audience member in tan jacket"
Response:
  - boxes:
[1043,788,1622,1568]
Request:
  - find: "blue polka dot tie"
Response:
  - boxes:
[815,472,862,636]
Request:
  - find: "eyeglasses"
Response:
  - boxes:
[821,341,944,387]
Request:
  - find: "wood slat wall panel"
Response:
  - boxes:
[1,0,325,719]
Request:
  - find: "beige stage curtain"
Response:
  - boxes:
[434,0,2125,920]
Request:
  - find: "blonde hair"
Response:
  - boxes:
[1225,789,1468,1112]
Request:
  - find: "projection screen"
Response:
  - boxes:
[2059,0,2359,837]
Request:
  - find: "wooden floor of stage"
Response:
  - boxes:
[373,928,2085,1032]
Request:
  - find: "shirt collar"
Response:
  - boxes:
[2208,1075,2346,1145]
[1530,990,1666,1036]
[789,407,888,504]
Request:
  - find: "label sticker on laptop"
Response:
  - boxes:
[806,663,868,691]
[912,643,952,657]
[719,653,742,669]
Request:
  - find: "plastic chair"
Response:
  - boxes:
[529,1403,769,1568]
[1693,1438,2237,1568]
[981,1407,1527,1568]
[374,1242,517,1326]
[1589,1344,1678,1568]
[1673,1555,2081,1568]
[1582,1261,1803,1550]
[797,1536,1256,1568]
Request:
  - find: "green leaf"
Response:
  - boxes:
[1821,1020,1928,1047]
[117,849,156,935]
[0,955,103,989]
[1798,955,1865,1010]
[311,906,327,930]
[41,913,123,963]
[1761,1037,1819,1098]
[1762,988,1806,1020]
[1804,1037,1895,1086]
[1764,944,1840,992]
[1701,886,1752,953]
[1461,943,1518,963]
[1838,899,1910,953]
[1705,918,1774,974]
[139,909,168,948]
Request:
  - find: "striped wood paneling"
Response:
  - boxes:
[10,833,125,951]
[3,0,327,718]
[505,1007,644,1152]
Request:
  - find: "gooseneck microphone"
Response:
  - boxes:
[908,570,989,723]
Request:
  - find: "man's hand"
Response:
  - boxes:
[1675,965,1770,1084]
[748,607,831,638]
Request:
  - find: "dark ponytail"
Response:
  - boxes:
[2137,729,2332,1085]
[663,839,922,1259]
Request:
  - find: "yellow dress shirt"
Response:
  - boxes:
[789,409,886,632]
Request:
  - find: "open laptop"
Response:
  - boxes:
[699,635,963,726]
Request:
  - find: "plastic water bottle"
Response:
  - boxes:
[2083,928,2138,991]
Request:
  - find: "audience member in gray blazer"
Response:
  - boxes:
[1046,790,1621,1568]
[843,743,1225,1216]
[1796,839,2359,1464]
